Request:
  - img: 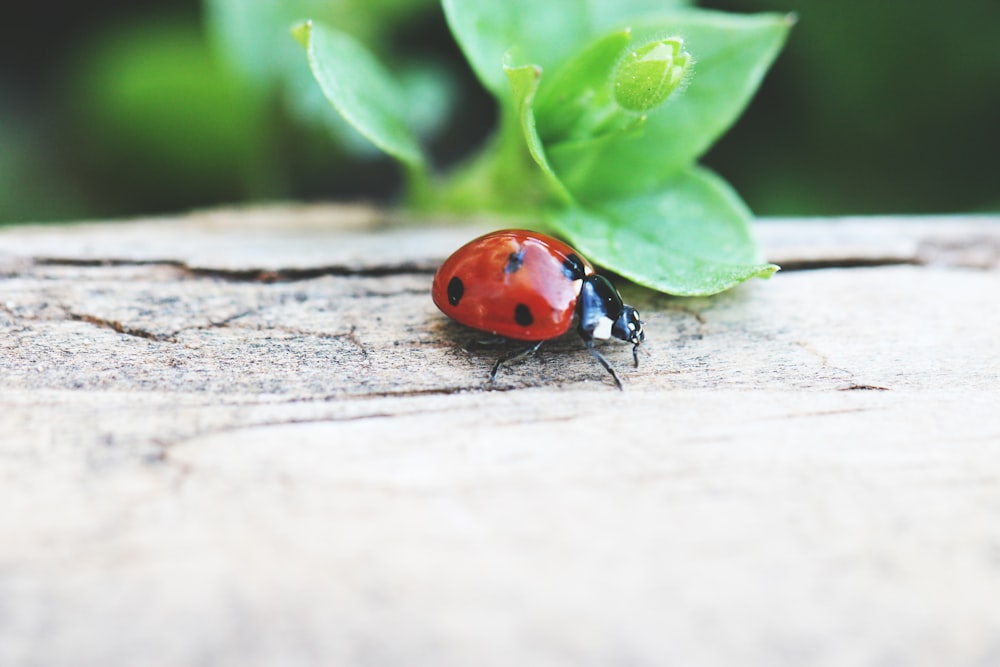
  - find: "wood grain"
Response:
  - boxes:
[2,207,999,667]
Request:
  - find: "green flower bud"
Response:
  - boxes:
[613,38,691,112]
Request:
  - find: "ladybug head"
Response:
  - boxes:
[578,275,645,359]
[613,304,644,347]
[612,304,644,368]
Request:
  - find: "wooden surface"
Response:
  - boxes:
[2,206,999,666]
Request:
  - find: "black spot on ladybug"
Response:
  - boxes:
[505,248,525,274]
[447,276,464,306]
[514,303,534,326]
[562,253,586,280]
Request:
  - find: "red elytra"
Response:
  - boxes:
[432,229,644,388]
[432,229,593,340]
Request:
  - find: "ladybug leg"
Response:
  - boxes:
[582,338,624,390]
[489,340,544,382]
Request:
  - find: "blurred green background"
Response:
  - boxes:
[2,0,998,224]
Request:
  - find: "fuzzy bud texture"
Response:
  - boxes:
[613,38,691,112]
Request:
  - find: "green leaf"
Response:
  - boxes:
[207,0,445,161]
[207,0,439,84]
[548,10,792,201]
[532,29,633,144]
[585,0,691,29]
[293,20,425,167]
[442,0,591,98]
[442,0,693,101]
[550,166,778,296]
[503,60,573,204]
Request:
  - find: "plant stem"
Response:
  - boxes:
[405,105,559,218]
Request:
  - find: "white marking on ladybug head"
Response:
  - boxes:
[592,316,614,340]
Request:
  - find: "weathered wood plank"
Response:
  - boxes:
[1,207,999,667]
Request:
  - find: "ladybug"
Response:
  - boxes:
[432,229,644,388]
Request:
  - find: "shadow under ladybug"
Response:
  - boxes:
[432,230,645,389]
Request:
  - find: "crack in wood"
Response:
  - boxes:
[838,384,891,391]
[790,340,882,389]
[29,250,995,282]
[42,300,388,354]
[198,309,258,331]
[759,406,878,422]
[776,236,1000,272]
[776,257,915,271]
[153,400,478,454]
[151,384,581,466]
[65,310,178,343]
[32,257,437,282]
